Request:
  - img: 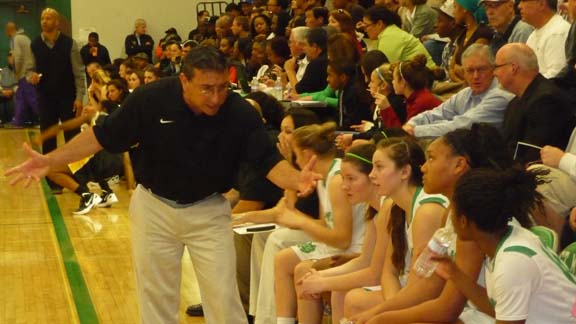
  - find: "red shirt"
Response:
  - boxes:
[405,89,442,120]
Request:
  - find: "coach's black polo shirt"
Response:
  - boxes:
[93,76,282,204]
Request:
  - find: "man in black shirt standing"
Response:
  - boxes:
[29,8,86,156]
[6,46,319,324]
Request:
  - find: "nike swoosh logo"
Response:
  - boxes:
[160,118,175,124]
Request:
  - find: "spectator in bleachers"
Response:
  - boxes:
[125,18,154,63]
[105,78,129,104]
[220,35,237,58]
[327,59,373,130]
[161,41,182,76]
[481,0,533,54]
[495,43,575,165]
[265,37,292,79]
[333,0,367,24]
[520,0,570,78]
[0,51,17,126]
[247,38,268,79]
[291,0,318,27]
[403,44,513,137]
[215,15,233,41]
[188,10,211,41]
[362,6,436,68]
[132,52,149,70]
[284,26,309,86]
[400,0,438,40]
[305,7,329,28]
[5,22,38,128]
[232,16,253,40]
[181,39,199,58]
[118,58,134,83]
[155,28,182,62]
[391,54,443,121]
[225,3,243,18]
[329,9,366,55]
[431,0,464,77]
[251,14,274,39]
[80,32,111,66]
[289,28,329,95]
[556,0,576,88]
[240,0,254,17]
[127,70,144,92]
[143,66,163,84]
[449,0,493,82]
[268,0,292,36]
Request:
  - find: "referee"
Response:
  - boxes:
[6,46,319,324]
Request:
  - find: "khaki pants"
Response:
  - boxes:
[130,185,247,324]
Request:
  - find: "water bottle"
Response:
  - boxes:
[251,77,259,93]
[413,227,455,278]
[274,77,283,100]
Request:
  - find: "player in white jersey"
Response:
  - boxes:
[273,122,367,324]
[350,124,519,324]
[436,167,576,324]
[342,137,448,319]
[294,144,385,324]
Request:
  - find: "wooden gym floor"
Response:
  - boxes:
[0,129,205,324]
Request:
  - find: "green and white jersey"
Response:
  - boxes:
[486,225,576,324]
[293,158,366,259]
[317,158,342,229]
[401,187,449,284]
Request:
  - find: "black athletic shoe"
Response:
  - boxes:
[185,304,204,317]
[73,193,102,215]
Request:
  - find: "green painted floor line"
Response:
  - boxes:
[29,131,99,324]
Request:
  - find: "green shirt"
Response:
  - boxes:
[376,24,436,68]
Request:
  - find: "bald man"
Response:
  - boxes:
[494,43,575,164]
[29,8,86,157]
[5,22,38,127]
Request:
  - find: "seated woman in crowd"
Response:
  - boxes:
[342,137,447,319]
[391,54,443,121]
[219,35,237,58]
[143,66,163,84]
[361,5,436,68]
[273,122,367,324]
[336,51,407,150]
[118,58,135,83]
[127,70,144,92]
[328,9,366,56]
[349,124,525,324]
[251,14,273,39]
[247,38,268,80]
[449,0,492,82]
[400,0,438,40]
[433,166,576,324]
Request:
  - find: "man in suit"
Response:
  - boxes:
[494,43,575,164]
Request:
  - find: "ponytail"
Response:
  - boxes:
[453,166,549,232]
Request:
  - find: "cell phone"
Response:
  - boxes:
[246,225,276,232]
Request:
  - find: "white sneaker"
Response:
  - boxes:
[96,191,119,208]
[73,193,102,215]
